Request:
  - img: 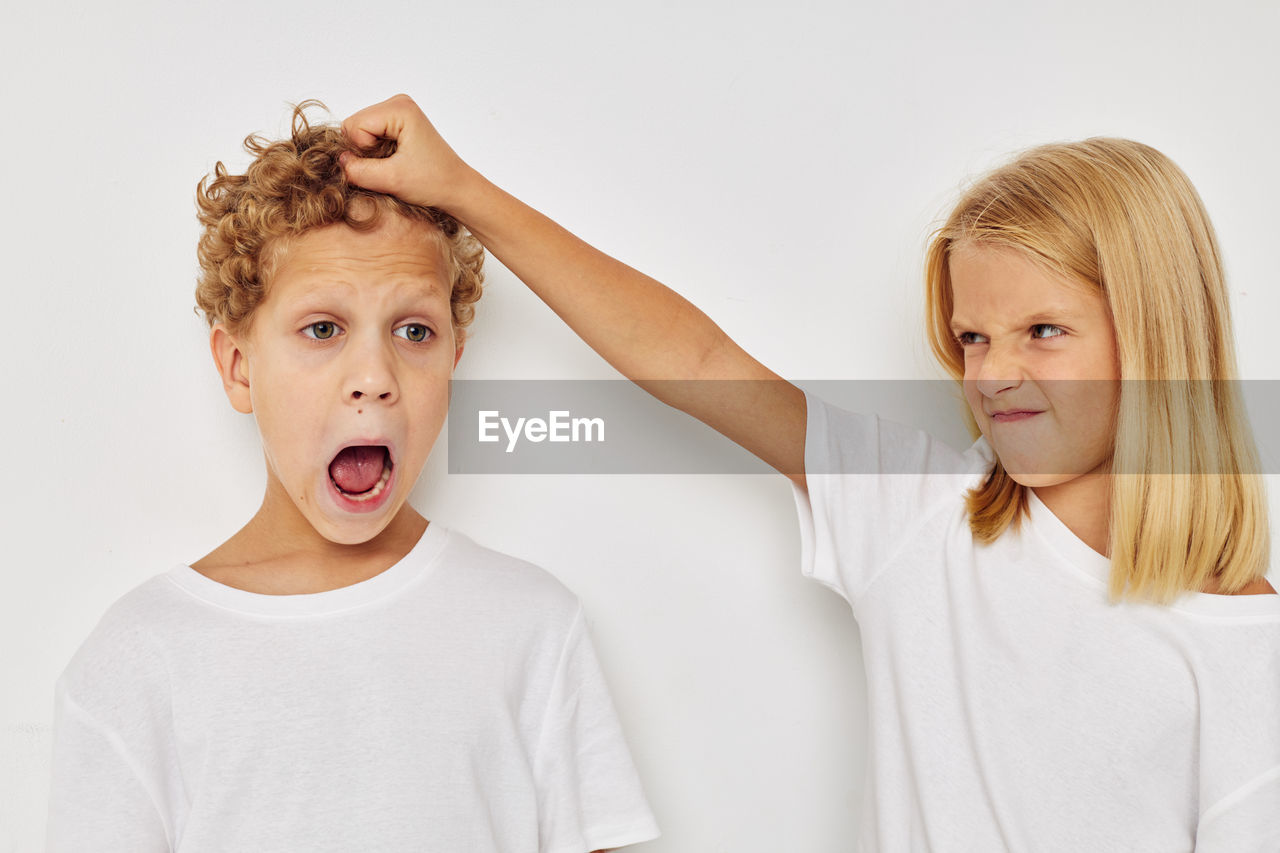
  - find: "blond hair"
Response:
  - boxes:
[924,138,1268,603]
[195,100,484,338]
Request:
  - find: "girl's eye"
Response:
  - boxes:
[394,323,432,343]
[1031,324,1065,339]
[956,331,988,346]
[304,321,339,340]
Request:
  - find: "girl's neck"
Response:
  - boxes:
[1032,471,1111,558]
[1032,474,1277,595]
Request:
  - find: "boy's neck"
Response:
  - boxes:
[191,482,429,595]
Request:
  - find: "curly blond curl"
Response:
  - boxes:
[195,100,483,338]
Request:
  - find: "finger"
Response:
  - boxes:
[341,111,403,149]
[340,152,397,194]
[342,121,383,149]
[341,94,416,149]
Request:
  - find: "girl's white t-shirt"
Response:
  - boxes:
[795,392,1280,852]
[46,524,658,853]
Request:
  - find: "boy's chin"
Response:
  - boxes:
[305,500,408,547]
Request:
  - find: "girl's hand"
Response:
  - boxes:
[340,93,806,485]
[340,94,476,213]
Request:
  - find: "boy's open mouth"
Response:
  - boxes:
[328,445,393,502]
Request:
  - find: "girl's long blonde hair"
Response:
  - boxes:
[924,138,1268,603]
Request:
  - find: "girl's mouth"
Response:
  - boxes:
[990,410,1042,423]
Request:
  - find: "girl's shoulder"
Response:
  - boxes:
[1199,575,1277,596]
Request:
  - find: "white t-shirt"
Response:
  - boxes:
[794,392,1280,852]
[46,523,659,853]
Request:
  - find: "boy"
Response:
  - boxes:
[45,103,658,853]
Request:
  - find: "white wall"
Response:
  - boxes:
[3,1,1278,849]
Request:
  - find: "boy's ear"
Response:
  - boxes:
[454,339,465,370]
[210,324,254,414]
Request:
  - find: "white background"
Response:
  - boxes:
[3,1,1279,849]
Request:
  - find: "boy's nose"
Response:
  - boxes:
[350,387,393,401]
[343,342,399,405]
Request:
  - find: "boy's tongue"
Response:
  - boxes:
[329,446,386,493]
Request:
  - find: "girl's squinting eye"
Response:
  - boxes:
[303,321,339,340]
[956,331,988,346]
[394,323,432,343]
[1031,324,1066,339]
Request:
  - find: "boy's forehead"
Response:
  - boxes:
[243,219,454,327]
[271,217,449,288]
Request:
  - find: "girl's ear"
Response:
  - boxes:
[210,324,253,414]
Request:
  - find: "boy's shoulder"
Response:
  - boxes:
[426,527,592,647]
[435,527,580,611]
[64,571,180,657]
[55,574,177,723]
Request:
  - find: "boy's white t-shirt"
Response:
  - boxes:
[47,524,659,853]
[795,392,1280,853]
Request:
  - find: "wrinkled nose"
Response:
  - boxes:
[972,344,1023,398]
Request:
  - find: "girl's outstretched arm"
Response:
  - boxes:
[342,94,807,485]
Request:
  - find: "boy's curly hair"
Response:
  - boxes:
[195,100,483,337]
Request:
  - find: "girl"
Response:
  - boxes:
[340,95,1280,850]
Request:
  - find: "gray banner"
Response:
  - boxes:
[445,379,1280,475]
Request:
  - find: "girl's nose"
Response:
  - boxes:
[973,345,1023,398]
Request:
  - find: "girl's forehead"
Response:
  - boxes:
[948,244,1104,326]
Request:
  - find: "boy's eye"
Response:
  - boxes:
[956,331,988,346]
[304,321,339,340]
[394,324,432,343]
[1031,324,1065,339]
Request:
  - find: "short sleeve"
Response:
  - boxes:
[792,391,990,605]
[46,687,171,853]
[1195,767,1280,852]
[46,602,184,853]
[1193,619,1280,852]
[532,606,659,853]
